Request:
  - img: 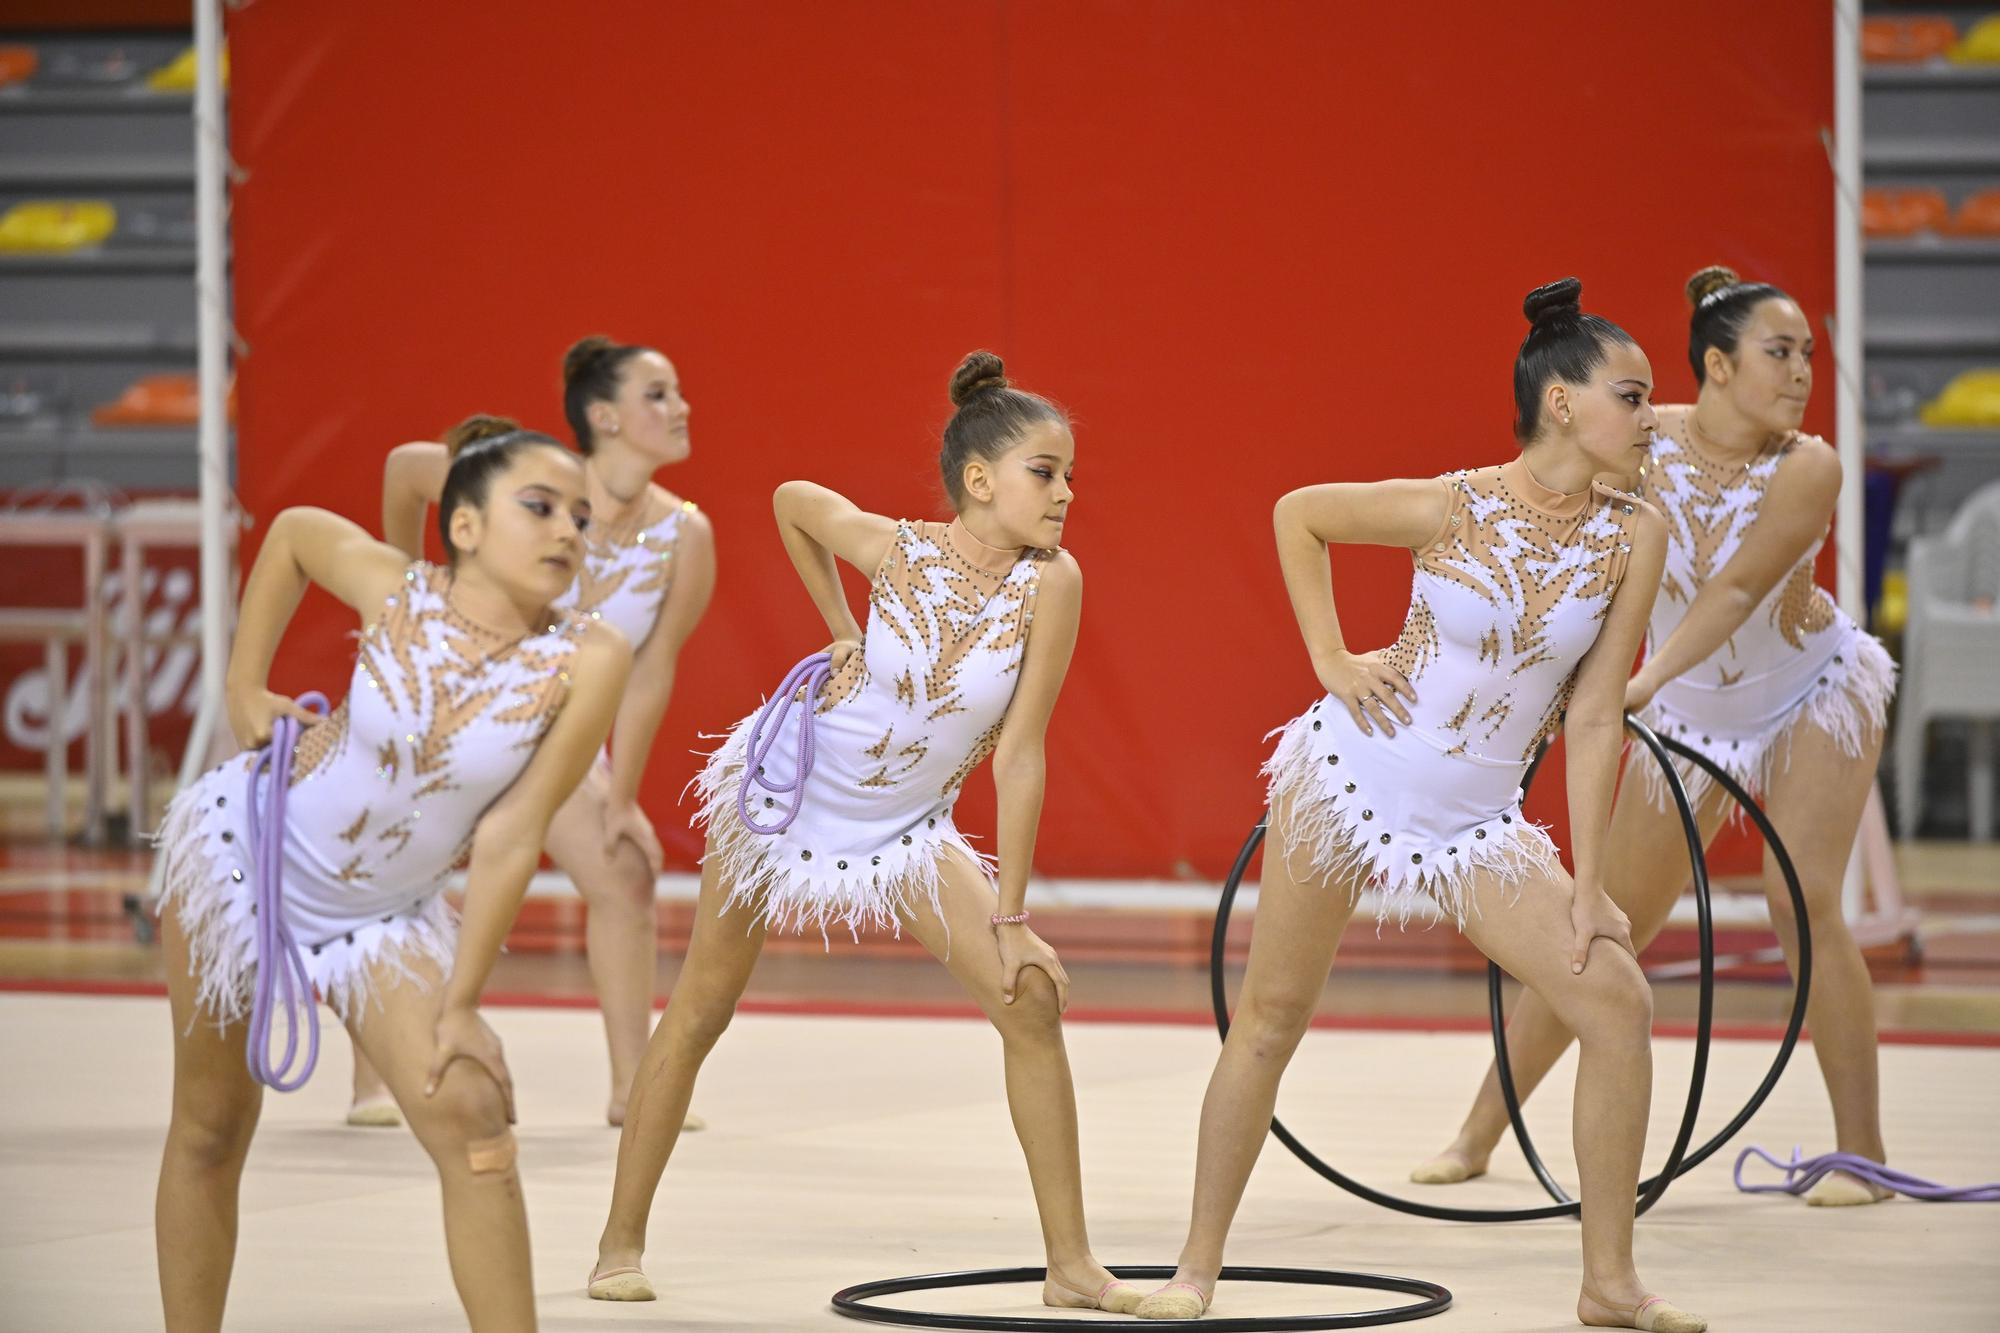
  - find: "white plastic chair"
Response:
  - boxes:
[1895,479,2000,839]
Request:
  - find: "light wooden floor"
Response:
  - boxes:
[3,996,1998,1331]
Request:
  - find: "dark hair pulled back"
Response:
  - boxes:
[939,351,1067,508]
[1512,277,1638,444]
[437,414,568,563]
[562,335,648,454]
[1684,265,1791,386]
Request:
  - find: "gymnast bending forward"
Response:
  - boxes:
[154,418,630,1332]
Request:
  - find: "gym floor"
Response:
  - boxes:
[2,839,1997,1330]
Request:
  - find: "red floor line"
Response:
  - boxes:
[5,976,1998,1047]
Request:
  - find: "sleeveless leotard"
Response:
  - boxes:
[1263,458,1643,922]
[156,563,586,1020]
[692,520,1053,939]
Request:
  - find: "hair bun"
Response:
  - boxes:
[563,335,618,388]
[948,350,1009,407]
[1685,264,1741,307]
[1523,277,1584,329]
[443,413,522,459]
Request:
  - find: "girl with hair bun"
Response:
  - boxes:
[1419,265,1897,1211]
[587,351,1136,1315]
[153,417,632,1330]
[1138,281,1706,1331]
[351,337,715,1130]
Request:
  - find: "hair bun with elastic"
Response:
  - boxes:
[1522,277,1584,329]
[443,413,522,459]
[1685,264,1741,307]
[562,335,618,388]
[948,350,1009,407]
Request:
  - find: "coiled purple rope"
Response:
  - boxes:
[1734,1144,2000,1202]
[735,652,832,835]
[243,691,330,1091]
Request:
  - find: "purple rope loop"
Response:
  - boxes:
[735,652,834,835]
[243,691,331,1091]
[1734,1144,2000,1202]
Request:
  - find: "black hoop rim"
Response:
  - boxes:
[1490,727,1812,1205]
[831,1264,1451,1331]
[1206,714,1794,1222]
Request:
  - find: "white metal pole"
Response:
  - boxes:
[1833,0,1876,924]
[1834,0,1864,622]
[191,0,230,784]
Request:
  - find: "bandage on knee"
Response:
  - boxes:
[466,1129,517,1174]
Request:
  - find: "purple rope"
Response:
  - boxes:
[1735,1144,2000,1202]
[735,652,833,835]
[242,691,330,1091]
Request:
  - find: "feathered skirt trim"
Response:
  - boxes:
[691,714,992,943]
[154,756,458,1028]
[1262,697,1560,926]
[1637,627,1895,815]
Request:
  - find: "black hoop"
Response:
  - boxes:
[1490,728,1812,1205]
[831,1265,1451,1331]
[1207,715,1803,1221]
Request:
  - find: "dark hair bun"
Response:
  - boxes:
[563,335,618,388]
[1685,264,1741,307]
[948,350,1009,407]
[443,413,522,459]
[1523,277,1584,329]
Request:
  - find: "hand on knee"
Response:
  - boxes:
[994,965,1063,1035]
[420,1069,512,1167]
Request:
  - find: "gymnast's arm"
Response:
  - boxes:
[602,509,715,865]
[990,551,1081,922]
[1561,502,1665,971]
[1271,478,1446,734]
[429,621,631,1112]
[225,506,408,749]
[771,480,896,647]
[1628,440,1840,710]
[381,440,451,559]
[987,550,1081,1009]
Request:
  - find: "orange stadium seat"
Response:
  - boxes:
[1863,187,1950,237]
[0,45,38,87]
[1862,16,1959,62]
[91,375,202,427]
[1951,189,2000,237]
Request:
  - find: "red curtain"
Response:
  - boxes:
[230,2,1833,877]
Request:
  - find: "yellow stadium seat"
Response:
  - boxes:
[1921,370,2000,428]
[1949,15,2000,63]
[0,200,117,253]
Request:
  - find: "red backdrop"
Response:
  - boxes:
[229,2,1834,878]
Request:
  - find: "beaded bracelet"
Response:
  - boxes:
[990,910,1031,925]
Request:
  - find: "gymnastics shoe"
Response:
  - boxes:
[1043,1275,1143,1314]
[1580,1286,1706,1332]
[587,1265,657,1301]
[1409,1148,1486,1184]
[344,1095,402,1128]
[1135,1280,1213,1320]
[1805,1171,1892,1207]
